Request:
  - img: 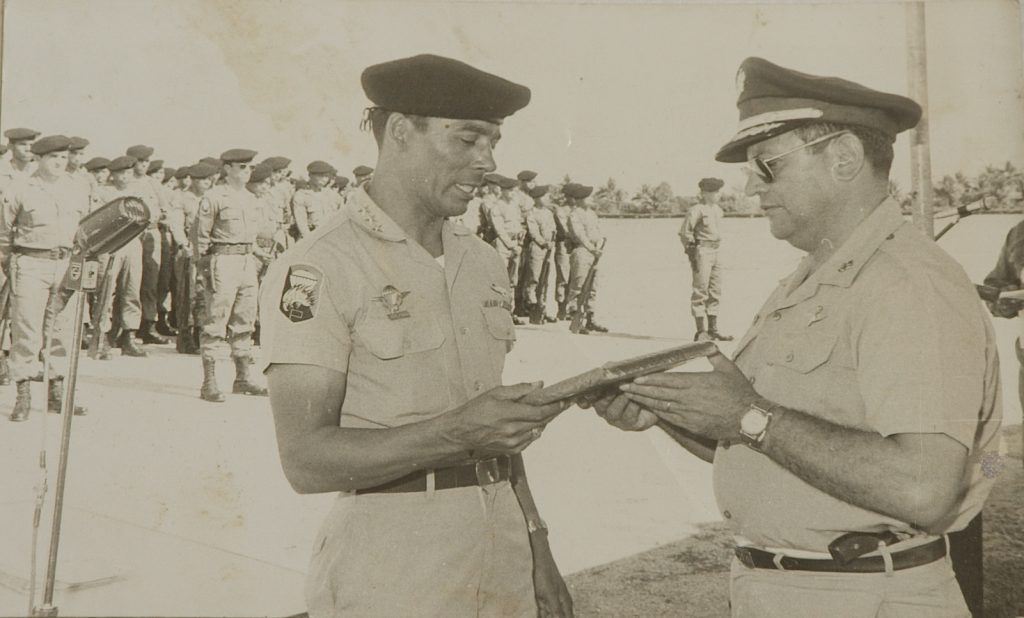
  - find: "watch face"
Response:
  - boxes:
[741,408,769,435]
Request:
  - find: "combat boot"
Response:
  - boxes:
[138,320,169,345]
[585,313,608,333]
[694,317,711,342]
[707,316,733,342]
[556,302,568,321]
[156,311,178,337]
[200,357,225,402]
[0,353,10,386]
[120,330,148,357]
[232,355,268,396]
[10,380,31,422]
[48,378,87,416]
[96,331,113,361]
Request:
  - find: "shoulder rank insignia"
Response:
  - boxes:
[280,263,323,323]
[374,284,411,320]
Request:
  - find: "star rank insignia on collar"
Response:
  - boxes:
[374,284,411,320]
[279,263,323,323]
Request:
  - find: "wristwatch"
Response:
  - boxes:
[739,401,775,450]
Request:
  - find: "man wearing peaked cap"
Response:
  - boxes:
[291,160,343,239]
[260,54,571,618]
[596,58,998,618]
[1,135,89,419]
[680,177,732,342]
[193,148,268,401]
[564,183,607,334]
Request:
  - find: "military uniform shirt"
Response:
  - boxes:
[526,206,556,246]
[193,184,260,258]
[714,199,1002,553]
[681,202,723,246]
[0,173,90,258]
[568,207,602,251]
[260,187,516,429]
[167,191,202,247]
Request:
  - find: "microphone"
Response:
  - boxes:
[934,196,994,220]
[62,197,151,291]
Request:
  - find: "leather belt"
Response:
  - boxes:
[14,246,72,260]
[356,456,512,494]
[209,243,253,255]
[734,538,946,573]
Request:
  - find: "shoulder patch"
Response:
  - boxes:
[279,263,324,323]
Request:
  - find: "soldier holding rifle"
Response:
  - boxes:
[523,184,556,324]
[565,182,607,334]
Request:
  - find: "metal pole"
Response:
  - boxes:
[37,290,88,617]
[906,2,934,237]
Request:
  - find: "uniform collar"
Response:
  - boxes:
[813,197,905,288]
[348,184,473,242]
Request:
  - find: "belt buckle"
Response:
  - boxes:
[475,458,501,486]
[734,547,756,569]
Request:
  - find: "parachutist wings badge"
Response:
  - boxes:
[374,284,411,320]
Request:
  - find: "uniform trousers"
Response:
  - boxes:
[554,242,570,304]
[688,245,722,319]
[140,227,162,322]
[102,239,143,333]
[199,253,258,358]
[8,255,73,382]
[305,480,535,618]
[523,242,550,305]
[567,246,597,313]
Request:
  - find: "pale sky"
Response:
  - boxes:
[2,0,1022,197]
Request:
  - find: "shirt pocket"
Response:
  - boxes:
[359,315,445,360]
[766,330,838,375]
[480,305,516,343]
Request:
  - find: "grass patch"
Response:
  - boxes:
[567,427,1024,618]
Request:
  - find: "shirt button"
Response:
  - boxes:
[723,510,732,519]
[772,312,782,321]
[473,381,482,392]
[785,352,794,362]
[749,376,757,385]
[460,326,469,335]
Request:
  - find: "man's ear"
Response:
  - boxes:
[830,133,865,182]
[386,113,411,148]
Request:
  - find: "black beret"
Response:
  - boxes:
[31,135,71,156]
[83,157,110,172]
[162,167,176,179]
[307,160,336,175]
[188,163,220,179]
[483,173,501,185]
[563,183,593,200]
[147,160,164,174]
[496,175,518,190]
[528,185,549,199]
[68,137,89,151]
[107,156,138,172]
[698,178,725,192]
[174,167,190,180]
[199,157,224,170]
[249,163,274,184]
[517,170,537,181]
[5,128,40,141]
[352,165,374,177]
[361,54,531,121]
[334,176,350,189]
[221,148,257,163]
[126,144,154,160]
[716,57,922,163]
[262,156,291,171]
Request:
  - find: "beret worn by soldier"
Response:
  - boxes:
[163,167,176,179]
[496,175,518,190]
[262,156,291,171]
[715,57,923,163]
[31,135,71,156]
[517,170,538,182]
[107,155,138,172]
[353,165,374,177]
[199,157,223,170]
[698,177,725,192]
[564,183,594,200]
[5,128,40,142]
[307,160,336,175]
[174,167,190,180]
[147,160,164,174]
[334,176,350,189]
[249,163,274,184]
[68,137,89,151]
[221,148,257,163]
[188,163,220,180]
[528,185,548,199]
[483,172,501,186]
[126,144,154,160]
[84,157,110,172]
[361,54,531,121]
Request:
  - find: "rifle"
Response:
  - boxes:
[87,255,118,358]
[570,238,607,334]
[529,246,553,325]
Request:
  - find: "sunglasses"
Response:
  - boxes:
[746,131,849,183]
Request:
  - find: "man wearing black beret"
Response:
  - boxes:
[260,54,571,618]
[680,177,731,342]
[597,57,1000,616]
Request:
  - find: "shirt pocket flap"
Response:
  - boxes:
[770,332,837,374]
[359,317,445,359]
[481,306,516,341]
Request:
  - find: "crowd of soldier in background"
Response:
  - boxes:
[0,128,615,420]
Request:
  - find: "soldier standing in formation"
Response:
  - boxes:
[1,136,89,421]
[680,177,732,342]
[193,149,268,402]
[565,182,608,334]
[523,184,557,323]
[168,163,218,354]
[292,160,343,239]
[125,145,171,345]
[551,185,573,320]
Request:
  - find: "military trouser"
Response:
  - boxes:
[492,237,521,288]
[8,255,74,382]
[173,251,194,334]
[554,241,571,304]
[140,227,162,322]
[566,246,597,313]
[688,245,721,319]
[156,225,175,315]
[523,241,550,305]
[199,253,258,358]
[102,240,143,333]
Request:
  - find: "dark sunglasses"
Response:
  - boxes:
[746,131,849,183]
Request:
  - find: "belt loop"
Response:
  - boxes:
[772,553,786,570]
[426,470,435,497]
[943,534,951,565]
[878,540,895,577]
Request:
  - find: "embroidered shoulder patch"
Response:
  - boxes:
[279,263,324,323]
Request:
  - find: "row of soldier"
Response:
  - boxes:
[0,126,377,418]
